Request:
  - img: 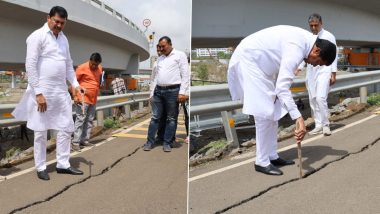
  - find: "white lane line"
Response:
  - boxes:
[189,114,378,182]
[1,118,152,182]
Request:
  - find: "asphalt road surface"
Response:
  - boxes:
[189,110,380,214]
[0,115,188,214]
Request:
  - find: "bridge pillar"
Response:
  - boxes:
[124,104,131,119]
[97,110,104,127]
[126,54,140,74]
[221,111,239,148]
[360,86,368,103]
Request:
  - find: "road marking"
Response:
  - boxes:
[1,118,152,182]
[189,114,378,182]
[112,133,146,138]
[133,127,148,131]
[132,127,186,134]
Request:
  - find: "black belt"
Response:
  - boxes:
[157,84,180,89]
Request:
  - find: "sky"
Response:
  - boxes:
[102,0,192,68]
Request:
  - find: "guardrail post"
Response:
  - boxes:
[360,86,367,103]
[97,110,104,126]
[124,104,131,119]
[139,101,144,111]
[221,111,239,148]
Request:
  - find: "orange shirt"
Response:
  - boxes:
[75,61,102,105]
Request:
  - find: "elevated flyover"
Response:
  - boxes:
[0,0,149,74]
[192,0,380,48]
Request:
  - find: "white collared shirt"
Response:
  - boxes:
[152,49,189,95]
[25,22,79,95]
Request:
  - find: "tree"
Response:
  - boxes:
[217,52,226,59]
[196,64,209,80]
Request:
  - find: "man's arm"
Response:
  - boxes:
[178,52,190,103]
[25,32,43,95]
[149,62,158,98]
[330,72,337,85]
[65,46,79,88]
[64,37,84,97]
[276,44,306,142]
[327,32,338,86]
[26,31,47,112]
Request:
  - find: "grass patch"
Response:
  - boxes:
[5,147,21,159]
[367,93,380,105]
[103,117,121,129]
[198,139,228,153]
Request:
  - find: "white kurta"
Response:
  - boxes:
[12,23,79,132]
[304,28,338,99]
[228,25,318,121]
[305,28,337,127]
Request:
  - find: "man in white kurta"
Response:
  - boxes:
[303,13,338,136]
[228,25,336,175]
[12,6,84,180]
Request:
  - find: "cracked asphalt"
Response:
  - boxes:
[189,110,380,214]
[0,117,188,214]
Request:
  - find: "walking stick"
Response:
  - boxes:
[296,122,303,178]
[80,91,85,114]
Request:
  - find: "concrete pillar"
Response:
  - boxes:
[221,111,239,148]
[139,102,144,111]
[97,110,104,127]
[11,74,15,88]
[360,86,368,103]
[124,104,131,119]
[126,54,140,75]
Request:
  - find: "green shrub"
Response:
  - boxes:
[367,93,380,105]
[196,64,209,80]
[103,117,121,129]
[6,147,21,159]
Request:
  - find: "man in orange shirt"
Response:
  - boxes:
[72,53,102,151]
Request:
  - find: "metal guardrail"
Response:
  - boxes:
[0,92,150,127]
[190,84,249,133]
[190,70,380,147]
[84,0,146,37]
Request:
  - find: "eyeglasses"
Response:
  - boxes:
[50,17,66,26]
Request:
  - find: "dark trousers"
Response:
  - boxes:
[147,86,180,146]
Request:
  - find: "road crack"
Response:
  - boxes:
[215,137,380,214]
[9,146,141,214]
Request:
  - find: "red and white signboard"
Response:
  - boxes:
[143,19,151,27]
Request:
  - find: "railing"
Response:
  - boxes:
[0,92,150,127]
[83,0,146,37]
[190,70,380,148]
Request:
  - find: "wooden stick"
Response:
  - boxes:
[296,122,303,178]
[81,92,85,114]
[297,142,303,178]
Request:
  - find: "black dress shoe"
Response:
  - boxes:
[56,167,83,175]
[255,164,283,176]
[37,170,50,180]
[270,157,295,166]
